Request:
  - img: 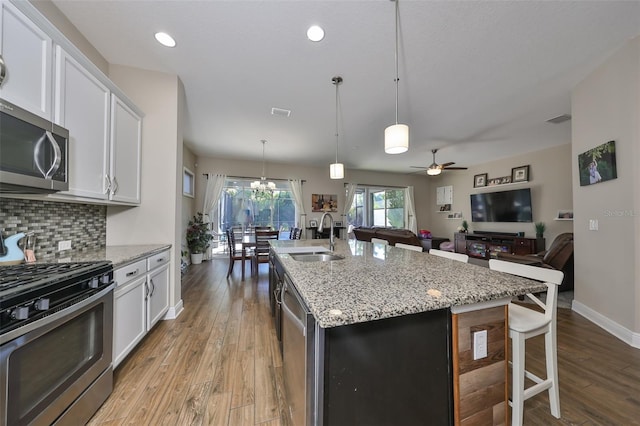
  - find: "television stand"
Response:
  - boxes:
[454,232,543,260]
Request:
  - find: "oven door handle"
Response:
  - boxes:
[0,283,115,345]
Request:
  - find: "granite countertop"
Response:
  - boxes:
[58,244,171,267]
[271,239,548,328]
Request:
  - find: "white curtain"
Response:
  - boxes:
[405,186,417,234]
[343,183,358,223]
[289,179,305,228]
[203,173,226,227]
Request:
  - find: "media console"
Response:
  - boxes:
[454,232,543,260]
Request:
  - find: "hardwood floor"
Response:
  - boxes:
[89,258,640,425]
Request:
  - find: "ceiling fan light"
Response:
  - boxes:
[384,124,409,154]
[330,162,344,179]
[427,166,442,176]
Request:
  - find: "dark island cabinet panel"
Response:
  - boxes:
[322,309,453,426]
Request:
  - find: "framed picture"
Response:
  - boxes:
[312,193,338,212]
[309,219,318,228]
[578,140,617,186]
[511,165,530,183]
[556,210,573,220]
[474,173,487,188]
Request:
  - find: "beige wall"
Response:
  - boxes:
[193,157,433,233]
[106,65,183,314]
[571,36,640,341]
[29,0,109,74]
[425,144,573,244]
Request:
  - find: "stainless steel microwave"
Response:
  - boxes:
[0,98,69,193]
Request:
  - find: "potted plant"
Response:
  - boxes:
[186,213,213,265]
[457,220,469,233]
[534,221,546,251]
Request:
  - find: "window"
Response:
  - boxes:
[217,179,296,236]
[348,187,405,228]
[183,167,195,197]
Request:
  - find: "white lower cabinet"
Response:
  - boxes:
[113,249,170,368]
[113,275,146,367]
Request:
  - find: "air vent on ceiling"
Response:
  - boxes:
[546,114,571,124]
[271,107,291,117]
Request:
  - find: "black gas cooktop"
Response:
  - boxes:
[0,261,113,336]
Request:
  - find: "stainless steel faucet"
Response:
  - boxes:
[317,212,335,251]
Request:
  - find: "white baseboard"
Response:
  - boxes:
[163,299,184,320]
[572,300,640,349]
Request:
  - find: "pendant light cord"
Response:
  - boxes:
[394,0,399,125]
[332,76,343,164]
[335,78,339,164]
[261,139,266,180]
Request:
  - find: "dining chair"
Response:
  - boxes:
[488,259,564,426]
[429,248,469,263]
[252,229,279,275]
[395,243,423,252]
[226,229,248,278]
[292,227,302,240]
[370,238,388,245]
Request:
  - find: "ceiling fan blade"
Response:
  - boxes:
[410,166,428,169]
[443,166,468,170]
[440,162,455,168]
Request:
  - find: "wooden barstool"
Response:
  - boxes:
[489,259,564,425]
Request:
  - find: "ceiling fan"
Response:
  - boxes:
[411,149,468,176]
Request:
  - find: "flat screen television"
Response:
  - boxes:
[470,188,533,222]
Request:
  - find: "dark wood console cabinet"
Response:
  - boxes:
[454,232,542,260]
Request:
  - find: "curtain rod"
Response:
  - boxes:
[203,174,305,183]
[344,182,407,189]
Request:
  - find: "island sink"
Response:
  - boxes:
[290,253,344,262]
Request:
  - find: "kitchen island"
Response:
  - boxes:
[270,239,547,426]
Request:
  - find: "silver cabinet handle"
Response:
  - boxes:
[111,176,119,195]
[144,282,149,300]
[157,258,164,263]
[125,269,138,277]
[104,175,112,194]
[0,54,6,86]
[149,278,156,297]
[34,131,62,179]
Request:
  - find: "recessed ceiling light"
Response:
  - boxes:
[154,32,176,48]
[307,25,324,42]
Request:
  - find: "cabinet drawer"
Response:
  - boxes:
[147,250,170,270]
[114,259,147,287]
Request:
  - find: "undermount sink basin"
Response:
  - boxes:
[290,253,345,262]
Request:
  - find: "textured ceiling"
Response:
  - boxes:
[51,0,640,174]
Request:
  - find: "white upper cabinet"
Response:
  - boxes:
[110,95,141,204]
[54,46,111,199]
[2,0,143,205]
[0,0,53,119]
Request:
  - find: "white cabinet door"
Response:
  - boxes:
[147,263,169,330]
[113,275,146,368]
[109,95,141,204]
[54,46,110,199]
[0,0,53,119]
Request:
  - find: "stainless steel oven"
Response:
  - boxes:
[0,262,114,426]
[0,98,69,193]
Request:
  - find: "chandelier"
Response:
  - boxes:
[251,140,276,196]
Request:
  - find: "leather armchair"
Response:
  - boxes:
[496,233,574,292]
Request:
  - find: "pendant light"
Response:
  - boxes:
[384,0,409,154]
[330,76,345,179]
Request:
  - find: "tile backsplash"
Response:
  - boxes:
[0,198,106,261]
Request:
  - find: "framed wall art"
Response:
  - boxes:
[312,194,338,212]
[474,173,487,188]
[578,140,617,186]
[511,165,530,183]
